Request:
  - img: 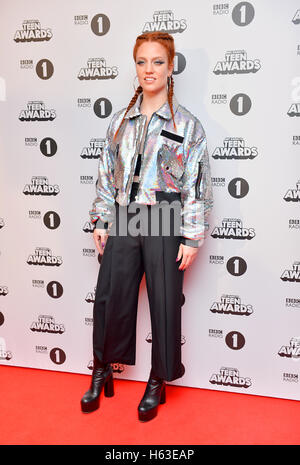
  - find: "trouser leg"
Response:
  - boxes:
[141,199,185,382]
[93,204,144,364]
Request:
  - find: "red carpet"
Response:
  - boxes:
[1,365,300,445]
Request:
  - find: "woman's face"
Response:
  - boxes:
[135,41,173,95]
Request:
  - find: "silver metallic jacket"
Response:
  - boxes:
[90,92,213,247]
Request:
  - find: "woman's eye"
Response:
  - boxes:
[137,61,164,65]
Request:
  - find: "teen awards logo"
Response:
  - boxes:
[278,337,300,359]
[0,286,8,296]
[213,50,261,75]
[284,180,300,202]
[83,220,96,233]
[85,288,96,303]
[0,337,12,361]
[146,332,186,345]
[30,315,65,334]
[212,137,258,159]
[143,10,187,33]
[23,176,60,196]
[281,261,300,283]
[210,294,253,316]
[287,103,300,117]
[27,247,63,266]
[78,58,118,80]
[210,367,252,388]
[19,101,56,121]
[211,218,255,240]
[80,138,105,159]
[292,10,300,24]
[14,19,52,42]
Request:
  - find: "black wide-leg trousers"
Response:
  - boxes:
[92,189,185,382]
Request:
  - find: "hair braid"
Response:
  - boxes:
[167,75,176,132]
[112,85,143,142]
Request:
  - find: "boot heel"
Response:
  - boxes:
[160,384,166,404]
[104,373,114,397]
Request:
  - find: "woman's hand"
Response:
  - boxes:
[93,228,109,255]
[176,243,199,270]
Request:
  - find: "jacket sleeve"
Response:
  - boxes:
[89,113,118,228]
[180,122,213,247]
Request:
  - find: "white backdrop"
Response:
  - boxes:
[0,0,300,401]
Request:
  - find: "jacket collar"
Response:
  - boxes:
[124,91,179,120]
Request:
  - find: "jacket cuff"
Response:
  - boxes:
[94,218,109,230]
[180,237,204,248]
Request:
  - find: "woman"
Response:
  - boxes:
[81,31,213,422]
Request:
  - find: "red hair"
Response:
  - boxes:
[113,31,176,142]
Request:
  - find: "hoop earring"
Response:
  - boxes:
[133,75,140,92]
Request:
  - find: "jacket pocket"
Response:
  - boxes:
[158,144,184,180]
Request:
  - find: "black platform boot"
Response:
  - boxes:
[138,368,166,422]
[81,356,114,413]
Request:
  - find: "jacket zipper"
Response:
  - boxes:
[195,161,203,200]
[128,113,154,200]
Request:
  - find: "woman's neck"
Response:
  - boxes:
[140,90,168,116]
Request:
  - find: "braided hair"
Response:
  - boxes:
[113,31,176,142]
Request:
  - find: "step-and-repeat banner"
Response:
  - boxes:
[0,0,299,401]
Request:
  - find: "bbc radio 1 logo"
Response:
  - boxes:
[27,247,63,266]
[278,337,300,359]
[36,346,66,365]
[209,367,252,388]
[78,58,118,81]
[19,101,56,121]
[211,93,252,116]
[281,261,300,283]
[210,255,247,277]
[213,50,261,75]
[29,210,61,230]
[77,97,113,119]
[211,177,250,199]
[23,176,60,196]
[212,137,258,160]
[284,180,300,202]
[30,315,65,334]
[31,280,64,299]
[90,14,110,36]
[14,19,52,42]
[211,218,255,240]
[143,10,187,33]
[24,137,58,157]
[81,138,105,159]
[210,294,253,316]
[208,329,246,350]
[20,59,55,80]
